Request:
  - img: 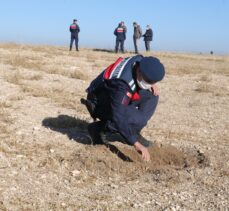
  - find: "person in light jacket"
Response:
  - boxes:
[133,22,142,54]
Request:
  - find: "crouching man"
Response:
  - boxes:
[81,55,165,161]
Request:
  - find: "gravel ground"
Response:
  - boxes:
[0,43,228,210]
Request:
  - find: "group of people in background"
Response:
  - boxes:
[69,19,153,53]
[114,21,153,54]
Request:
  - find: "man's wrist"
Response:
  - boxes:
[134,141,143,149]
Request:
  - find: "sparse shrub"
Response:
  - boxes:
[195,83,213,93]
[70,71,87,80]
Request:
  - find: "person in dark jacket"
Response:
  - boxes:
[114,22,126,53]
[133,22,142,54]
[143,25,153,51]
[81,55,165,161]
[69,19,80,51]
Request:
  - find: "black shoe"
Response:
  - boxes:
[80,98,97,121]
[138,134,153,148]
[88,121,106,145]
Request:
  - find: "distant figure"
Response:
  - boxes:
[210,51,214,55]
[114,22,126,53]
[143,25,153,52]
[133,22,142,54]
[69,19,80,51]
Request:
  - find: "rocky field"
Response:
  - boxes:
[0,43,228,210]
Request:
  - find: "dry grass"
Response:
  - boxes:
[5,70,43,85]
[5,54,43,70]
[0,101,12,138]
[199,74,212,82]
[0,44,228,210]
[20,85,84,110]
[70,71,88,80]
[195,83,228,96]
[195,83,213,93]
[5,70,24,85]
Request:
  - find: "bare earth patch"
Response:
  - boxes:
[0,43,228,210]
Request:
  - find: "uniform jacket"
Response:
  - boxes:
[69,23,80,37]
[114,25,126,41]
[87,55,157,145]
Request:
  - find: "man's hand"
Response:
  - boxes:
[134,141,150,161]
[151,84,160,96]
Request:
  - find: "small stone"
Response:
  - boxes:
[155,201,161,206]
[116,196,122,201]
[16,131,23,135]
[176,205,180,210]
[41,174,46,179]
[16,154,25,158]
[70,170,81,177]
[50,149,55,153]
[171,207,177,211]
[133,203,139,208]
[198,149,204,154]
[110,183,118,189]
[11,171,18,176]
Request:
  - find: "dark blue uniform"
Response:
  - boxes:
[86,55,159,145]
[143,28,153,51]
[69,23,80,51]
[114,24,126,53]
[104,80,158,144]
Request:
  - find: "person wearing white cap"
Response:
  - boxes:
[143,25,153,51]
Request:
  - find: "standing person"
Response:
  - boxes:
[81,55,165,161]
[133,22,142,54]
[114,22,126,53]
[143,25,153,51]
[69,19,80,51]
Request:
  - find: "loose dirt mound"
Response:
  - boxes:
[0,45,228,210]
[59,142,209,181]
[42,115,209,177]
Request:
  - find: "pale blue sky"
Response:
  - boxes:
[0,0,228,54]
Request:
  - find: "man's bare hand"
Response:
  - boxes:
[134,141,150,161]
[151,84,160,96]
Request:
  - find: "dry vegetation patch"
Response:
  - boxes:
[0,101,12,138]
[0,44,228,210]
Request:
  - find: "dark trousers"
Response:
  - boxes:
[115,39,124,53]
[87,83,159,144]
[70,36,79,51]
[145,41,151,51]
[101,88,158,139]
[133,37,139,54]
